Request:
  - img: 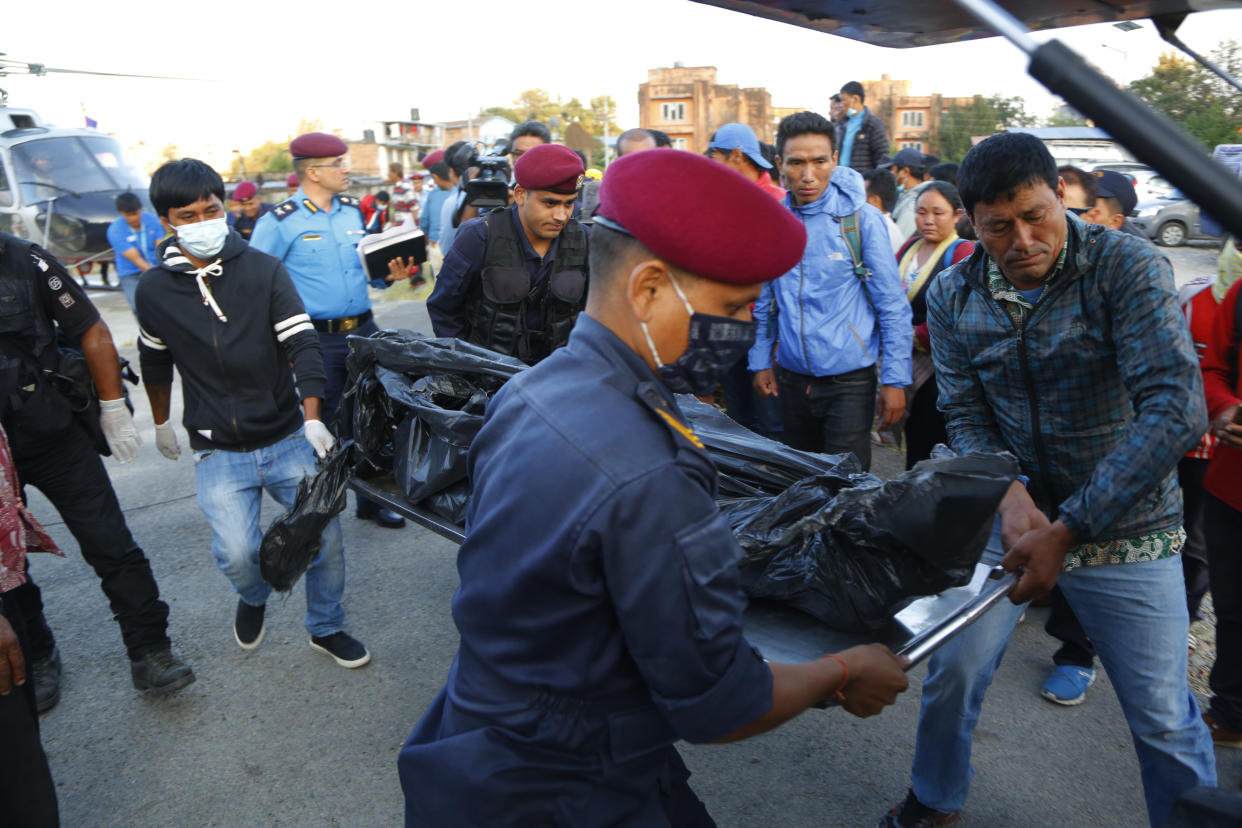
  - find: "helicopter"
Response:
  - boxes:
[0,54,194,287]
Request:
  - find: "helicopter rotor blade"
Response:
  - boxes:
[0,57,211,82]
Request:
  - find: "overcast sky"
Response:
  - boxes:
[6,0,1239,168]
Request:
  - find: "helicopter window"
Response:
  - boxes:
[12,136,146,203]
[80,136,147,190]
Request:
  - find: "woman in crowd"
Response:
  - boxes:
[894,181,974,468]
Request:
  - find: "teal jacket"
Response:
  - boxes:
[927,216,1205,542]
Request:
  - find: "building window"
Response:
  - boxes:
[900,111,926,128]
[670,137,688,151]
[661,102,686,122]
[900,141,924,151]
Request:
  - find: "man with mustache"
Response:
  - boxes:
[428,143,589,366]
[876,130,1215,828]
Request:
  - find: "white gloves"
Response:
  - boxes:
[155,421,181,460]
[304,419,335,459]
[99,398,142,463]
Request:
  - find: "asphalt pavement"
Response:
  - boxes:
[28,240,1240,827]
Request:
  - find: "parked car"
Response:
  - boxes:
[1130,192,1223,246]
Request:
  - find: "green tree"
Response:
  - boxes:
[930,95,1036,163]
[480,89,620,140]
[1047,108,1090,128]
[1128,41,1242,149]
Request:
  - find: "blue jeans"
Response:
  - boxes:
[910,523,1216,827]
[194,429,346,637]
[118,272,140,312]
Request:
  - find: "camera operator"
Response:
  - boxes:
[427,144,588,365]
[507,120,551,164]
[437,141,470,251]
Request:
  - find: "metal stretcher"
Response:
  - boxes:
[349,475,1017,671]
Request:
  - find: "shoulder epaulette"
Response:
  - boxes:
[273,199,298,221]
[338,194,360,208]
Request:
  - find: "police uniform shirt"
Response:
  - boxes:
[0,237,100,361]
[248,188,369,320]
[398,314,773,824]
[427,204,570,339]
[227,202,274,241]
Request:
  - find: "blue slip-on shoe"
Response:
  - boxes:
[1041,664,1095,706]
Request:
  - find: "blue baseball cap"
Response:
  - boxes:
[708,123,772,170]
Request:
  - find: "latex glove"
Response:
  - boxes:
[99,398,142,463]
[304,419,335,459]
[154,421,181,461]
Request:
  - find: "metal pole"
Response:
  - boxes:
[952,0,1039,55]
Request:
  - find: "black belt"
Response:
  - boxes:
[779,364,875,382]
[312,310,372,334]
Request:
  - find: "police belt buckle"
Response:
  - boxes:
[337,315,361,333]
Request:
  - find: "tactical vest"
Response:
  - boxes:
[468,209,588,365]
[0,234,73,433]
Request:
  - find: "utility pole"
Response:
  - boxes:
[602,98,611,168]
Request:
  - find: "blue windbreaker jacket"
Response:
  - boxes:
[748,166,912,386]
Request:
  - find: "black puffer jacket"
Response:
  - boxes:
[135,230,325,452]
[835,108,891,172]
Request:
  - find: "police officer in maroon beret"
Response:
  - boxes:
[426,143,590,365]
[399,149,909,826]
[251,132,406,528]
[226,180,274,241]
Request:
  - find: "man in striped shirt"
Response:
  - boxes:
[136,159,369,669]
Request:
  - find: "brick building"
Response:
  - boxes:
[861,75,976,156]
[346,119,445,177]
[441,116,516,150]
[638,65,777,154]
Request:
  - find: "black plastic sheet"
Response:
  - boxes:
[259,442,354,592]
[344,331,523,504]
[720,451,1018,632]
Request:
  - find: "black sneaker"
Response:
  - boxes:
[309,631,371,668]
[31,647,62,714]
[234,600,266,650]
[877,790,960,828]
[130,648,196,696]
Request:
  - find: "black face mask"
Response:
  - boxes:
[641,272,757,397]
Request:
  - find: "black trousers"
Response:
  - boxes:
[1207,493,1242,730]
[8,420,169,662]
[1046,456,1215,668]
[1179,457,1211,620]
[777,365,877,471]
[0,592,60,827]
[319,320,387,515]
[904,378,947,470]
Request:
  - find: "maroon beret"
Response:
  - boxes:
[232,181,257,201]
[289,132,348,159]
[514,144,584,194]
[596,149,806,284]
[286,173,299,187]
[411,171,427,179]
[421,149,445,168]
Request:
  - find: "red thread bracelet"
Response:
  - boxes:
[827,653,848,701]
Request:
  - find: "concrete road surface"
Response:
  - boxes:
[28,247,1241,826]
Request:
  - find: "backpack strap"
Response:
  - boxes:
[840,211,878,317]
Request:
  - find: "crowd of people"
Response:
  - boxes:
[1,81,1240,828]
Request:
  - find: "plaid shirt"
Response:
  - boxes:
[927,216,1205,567]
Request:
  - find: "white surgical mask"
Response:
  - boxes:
[175,217,228,259]
[847,107,860,118]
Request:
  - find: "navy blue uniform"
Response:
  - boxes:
[250,189,385,424]
[427,205,575,339]
[398,315,773,827]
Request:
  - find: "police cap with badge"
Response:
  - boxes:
[594,148,805,284]
[513,144,585,194]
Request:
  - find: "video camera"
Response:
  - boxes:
[450,139,512,211]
